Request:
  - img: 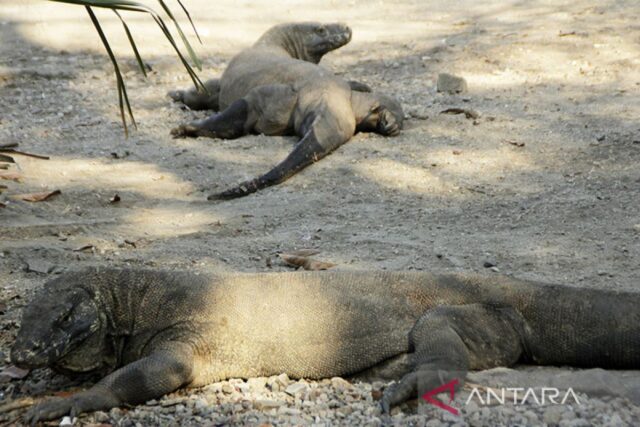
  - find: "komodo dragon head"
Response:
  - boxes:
[353,91,405,136]
[257,22,352,63]
[11,275,109,374]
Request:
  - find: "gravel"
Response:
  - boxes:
[5,375,625,426]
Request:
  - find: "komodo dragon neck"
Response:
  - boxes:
[255,29,311,61]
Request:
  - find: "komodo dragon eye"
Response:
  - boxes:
[315,27,327,36]
[57,310,73,327]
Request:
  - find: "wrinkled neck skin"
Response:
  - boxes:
[256,29,319,62]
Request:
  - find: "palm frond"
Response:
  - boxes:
[48,0,205,135]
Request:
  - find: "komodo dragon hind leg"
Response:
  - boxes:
[168,78,221,111]
[171,84,297,140]
[171,98,249,139]
[380,304,528,412]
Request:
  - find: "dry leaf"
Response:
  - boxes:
[12,190,61,202]
[279,254,336,271]
[440,107,479,119]
[0,172,21,182]
[503,139,525,147]
[73,244,95,252]
[0,366,29,382]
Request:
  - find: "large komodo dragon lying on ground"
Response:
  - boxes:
[11,268,640,422]
[169,22,404,200]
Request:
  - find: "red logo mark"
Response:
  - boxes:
[421,379,459,416]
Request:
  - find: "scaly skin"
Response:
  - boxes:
[11,268,640,423]
[168,23,404,200]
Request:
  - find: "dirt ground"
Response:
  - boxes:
[0,0,639,424]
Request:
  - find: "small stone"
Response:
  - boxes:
[437,73,468,94]
[604,413,624,427]
[254,399,285,410]
[247,377,267,391]
[25,259,57,274]
[276,373,290,386]
[59,416,75,426]
[331,377,352,391]
[523,410,539,423]
[483,261,496,268]
[93,411,110,422]
[285,382,308,396]
[465,400,479,413]
[221,383,234,394]
[543,406,564,425]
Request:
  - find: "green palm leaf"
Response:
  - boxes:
[48,0,205,135]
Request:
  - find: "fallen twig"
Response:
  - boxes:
[502,139,525,147]
[0,148,50,160]
[0,397,35,415]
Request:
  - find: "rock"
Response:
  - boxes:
[437,73,467,94]
[523,410,539,424]
[59,416,75,426]
[253,399,285,410]
[276,373,290,386]
[221,383,234,394]
[483,260,496,268]
[25,259,57,274]
[247,377,267,391]
[543,406,564,425]
[285,382,308,396]
[331,377,352,391]
[465,400,479,413]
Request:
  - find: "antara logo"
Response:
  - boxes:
[421,379,582,415]
[421,379,460,416]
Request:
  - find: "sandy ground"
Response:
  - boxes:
[0,0,639,425]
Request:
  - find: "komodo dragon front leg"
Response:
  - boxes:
[24,344,194,425]
[381,304,528,412]
[168,78,222,111]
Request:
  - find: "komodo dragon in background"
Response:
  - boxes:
[168,22,404,200]
[12,268,640,423]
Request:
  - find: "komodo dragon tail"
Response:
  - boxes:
[208,114,347,200]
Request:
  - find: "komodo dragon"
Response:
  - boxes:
[168,22,404,200]
[11,268,640,423]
